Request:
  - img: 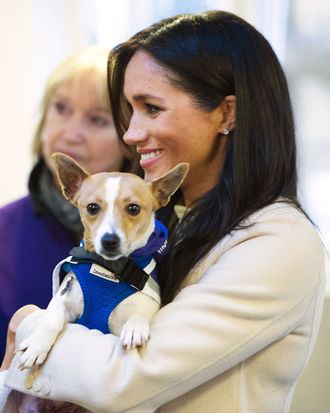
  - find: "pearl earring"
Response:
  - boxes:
[223,128,230,135]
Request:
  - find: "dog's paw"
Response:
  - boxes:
[18,335,53,370]
[24,369,51,395]
[120,315,150,350]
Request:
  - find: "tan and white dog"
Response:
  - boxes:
[17,153,189,370]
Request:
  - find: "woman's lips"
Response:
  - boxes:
[140,150,162,161]
[139,149,163,168]
[54,151,84,162]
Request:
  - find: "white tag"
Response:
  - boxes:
[90,263,119,282]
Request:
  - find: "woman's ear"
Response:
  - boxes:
[218,95,236,134]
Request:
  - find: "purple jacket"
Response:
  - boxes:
[0,196,79,360]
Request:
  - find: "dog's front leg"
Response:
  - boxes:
[111,292,160,350]
[18,273,83,370]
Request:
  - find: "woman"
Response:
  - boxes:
[1,11,326,413]
[0,46,131,360]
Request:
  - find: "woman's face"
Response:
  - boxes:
[123,51,230,205]
[42,73,124,177]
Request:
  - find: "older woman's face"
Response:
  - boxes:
[123,51,231,205]
[42,73,124,176]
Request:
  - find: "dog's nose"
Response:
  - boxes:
[101,233,120,252]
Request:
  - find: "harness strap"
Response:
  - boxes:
[69,247,149,291]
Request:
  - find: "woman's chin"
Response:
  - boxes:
[143,164,173,182]
[143,170,160,182]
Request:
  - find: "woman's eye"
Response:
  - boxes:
[54,101,69,114]
[125,100,133,114]
[126,204,141,216]
[144,103,160,115]
[86,203,101,215]
[90,115,110,127]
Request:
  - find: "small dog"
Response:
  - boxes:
[18,153,189,370]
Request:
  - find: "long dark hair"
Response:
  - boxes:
[108,11,301,305]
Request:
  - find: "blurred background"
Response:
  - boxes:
[0,1,329,411]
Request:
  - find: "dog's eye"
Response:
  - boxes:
[127,204,140,216]
[87,203,100,215]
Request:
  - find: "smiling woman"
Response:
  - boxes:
[122,50,235,204]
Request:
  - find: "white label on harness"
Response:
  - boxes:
[90,263,119,282]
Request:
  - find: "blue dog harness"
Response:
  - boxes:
[52,220,167,334]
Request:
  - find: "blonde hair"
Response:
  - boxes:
[32,46,111,158]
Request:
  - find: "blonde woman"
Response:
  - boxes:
[0,46,130,361]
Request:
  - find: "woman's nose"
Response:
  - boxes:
[62,115,85,143]
[123,116,148,145]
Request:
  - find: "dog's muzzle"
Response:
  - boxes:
[100,233,121,258]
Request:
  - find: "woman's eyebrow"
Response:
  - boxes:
[52,92,68,100]
[131,93,165,102]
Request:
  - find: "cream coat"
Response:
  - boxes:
[4,202,326,413]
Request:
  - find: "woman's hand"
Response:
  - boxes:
[0,305,40,371]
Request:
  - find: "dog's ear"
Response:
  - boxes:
[150,163,189,209]
[51,153,89,203]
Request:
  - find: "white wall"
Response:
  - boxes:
[0,0,95,205]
